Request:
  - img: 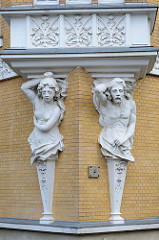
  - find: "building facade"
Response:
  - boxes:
[0,0,159,239]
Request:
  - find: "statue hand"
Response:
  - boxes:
[94,83,107,93]
[113,138,126,147]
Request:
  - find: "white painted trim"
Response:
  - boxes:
[0,220,159,234]
[98,0,125,4]
[1,52,157,59]
[26,16,31,48]
[1,8,157,16]
[1,50,157,81]
[34,0,59,6]
[59,14,64,47]
[66,0,91,4]
[125,13,131,47]
[92,14,97,47]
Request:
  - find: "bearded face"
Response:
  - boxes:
[110,84,124,104]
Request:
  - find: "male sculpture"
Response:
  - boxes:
[93,77,136,223]
[94,77,136,162]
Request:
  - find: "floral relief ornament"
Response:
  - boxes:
[65,15,92,47]
[97,15,126,46]
[31,16,60,48]
[0,59,17,80]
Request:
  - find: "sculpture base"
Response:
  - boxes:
[36,160,56,225]
[109,213,125,224]
[107,159,128,225]
[40,213,54,225]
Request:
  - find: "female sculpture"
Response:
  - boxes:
[93,78,136,224]
[21,72,67,224]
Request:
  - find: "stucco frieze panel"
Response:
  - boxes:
[64,15,92,47]
[31,16,60,48]
[97,15,126,47]
[29,14,126,48]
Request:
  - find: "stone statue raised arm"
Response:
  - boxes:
[21,72,66,164]
[93,77,136,224]
[21,72,68,224]
[94,77,136,162]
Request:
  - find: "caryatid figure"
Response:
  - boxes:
[93,78,136,224]
[21,72,67,224]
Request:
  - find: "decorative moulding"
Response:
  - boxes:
[99,0,125,4]
[66,0,91,4]
[34,0,59,5]
[30,14,126,48]
[1,5,157,49]
[1,48,157,80]
[0,58,18,80]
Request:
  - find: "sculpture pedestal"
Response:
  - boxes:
[107,159,128,224]
[36,160,56,224]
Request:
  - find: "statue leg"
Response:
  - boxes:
[107,159,128,224]
[36,157,57,224]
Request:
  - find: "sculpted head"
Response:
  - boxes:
[37,72,59,102]
[106,78,126,105]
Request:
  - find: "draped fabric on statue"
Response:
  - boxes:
[28,122,64,164]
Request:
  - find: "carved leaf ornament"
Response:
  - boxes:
[0,59,17,80]
[65,15,92,47]
[30,14,126,48]
[37,161,48,204]
[31,16,59,47]
[115,161,127,203]
[97,15,126,46]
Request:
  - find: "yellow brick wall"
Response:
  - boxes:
[78,68,110,222]
[53,69,79,222]
[0,77,43,219]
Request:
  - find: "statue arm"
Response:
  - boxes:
[34,106,61,132]
[21,79,41,104]
[94,84,107,105]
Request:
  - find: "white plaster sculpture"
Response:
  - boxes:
[93,78,136,224]
[21,72,67,224]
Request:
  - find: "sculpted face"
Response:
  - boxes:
[42,85,55,103]
[110,84,124,104]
